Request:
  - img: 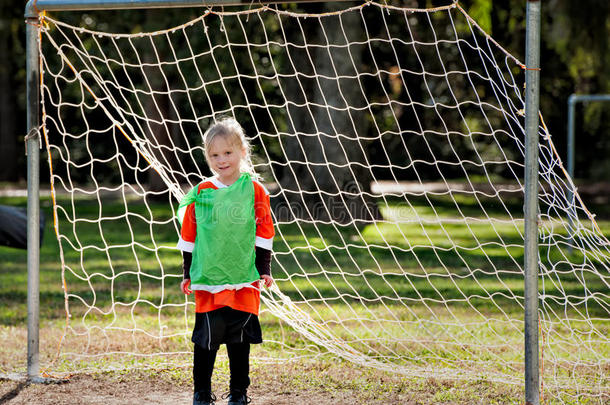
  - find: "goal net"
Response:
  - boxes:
[36,1,608,402]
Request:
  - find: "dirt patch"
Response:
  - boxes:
[0,360,524,405]
[0,374,191,405]
[0,372,379,405]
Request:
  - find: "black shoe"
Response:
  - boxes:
[224,391,251,405]
[194,391,216,405]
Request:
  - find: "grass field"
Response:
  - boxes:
[0,191,608,404]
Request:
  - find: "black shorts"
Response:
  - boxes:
[192,306,262,350]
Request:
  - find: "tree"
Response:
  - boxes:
[3,0,609,189]
[277,2,383,223]
[462,0,610,181]
[0,1,25,182]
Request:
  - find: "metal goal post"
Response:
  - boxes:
[24,2,542,403]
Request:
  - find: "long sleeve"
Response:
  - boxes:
[182,250,192,280]
[255,246,272,276]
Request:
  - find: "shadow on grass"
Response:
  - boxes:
[1,194,608,326]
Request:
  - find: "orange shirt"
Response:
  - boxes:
[177,177,275,315]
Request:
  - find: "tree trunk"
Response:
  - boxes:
[142,10,178,196]
[276,4,382,224]
[144,89,176,194]
[0,17,18,181]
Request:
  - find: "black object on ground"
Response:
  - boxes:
[0,205,45,249]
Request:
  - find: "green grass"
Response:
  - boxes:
[0,192,608,404]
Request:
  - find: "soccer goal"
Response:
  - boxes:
[24,0,609,403]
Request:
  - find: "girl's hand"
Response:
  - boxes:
[181,279,192,295]
[260,274,273,288]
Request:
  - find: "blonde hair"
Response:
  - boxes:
[202,117,257,178]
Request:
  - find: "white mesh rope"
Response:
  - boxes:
[38,2,608,402]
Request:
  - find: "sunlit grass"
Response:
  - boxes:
[0,193,608,403]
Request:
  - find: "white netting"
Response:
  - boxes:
[38,1,609,402]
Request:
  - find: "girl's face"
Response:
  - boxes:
[206,135,245,185]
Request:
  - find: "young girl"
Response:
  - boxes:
[177,118,274,405]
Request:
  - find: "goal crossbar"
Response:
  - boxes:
[25,0,360,17]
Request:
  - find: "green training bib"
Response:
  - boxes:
[178,173,258,291]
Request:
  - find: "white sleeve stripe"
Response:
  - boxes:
[255,236,273,250]
[177,238,195,252]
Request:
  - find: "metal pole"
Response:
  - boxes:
[25,0,352,16]
[524,1,541,404]
[565,94,610,252]
[26,15,41,380]
[566,94,610,183]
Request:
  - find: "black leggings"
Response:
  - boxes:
[193,342,251,393]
